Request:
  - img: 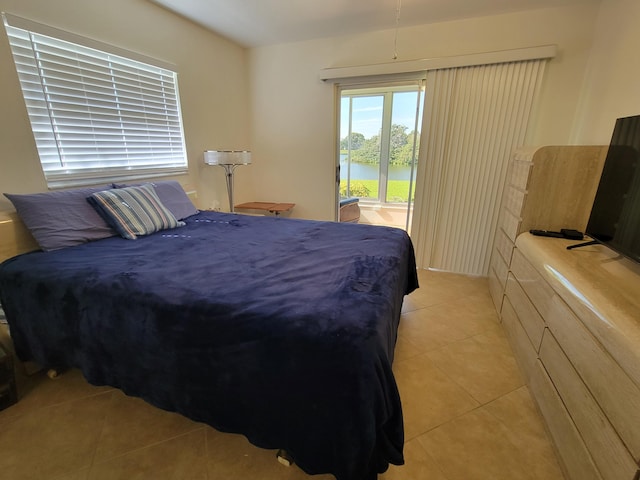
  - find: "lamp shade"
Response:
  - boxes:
[204,150,251,165]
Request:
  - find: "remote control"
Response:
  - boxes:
[560,229,584,240]
[530,229,565,238]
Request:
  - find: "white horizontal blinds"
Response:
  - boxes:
[411,59,546,275]
[4,18,187,187]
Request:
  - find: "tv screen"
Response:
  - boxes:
[586,114,640,262]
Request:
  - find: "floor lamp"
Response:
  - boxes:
[204,150,252,212]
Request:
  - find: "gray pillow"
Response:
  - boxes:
[113,181,198,220]
[5,186,116,251]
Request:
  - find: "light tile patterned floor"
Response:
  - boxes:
[0,270,565,479]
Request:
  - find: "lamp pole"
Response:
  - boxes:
[221,164,239,212]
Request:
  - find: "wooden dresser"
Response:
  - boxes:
[502,233,640,480]
[488,145,607,316]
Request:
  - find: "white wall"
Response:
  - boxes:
[249,4,601,220]
[572,0,640,144]
[0,0,250,211]
[5,1,635,221]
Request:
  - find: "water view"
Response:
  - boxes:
[340,158,414,181]
[340,157,416,203]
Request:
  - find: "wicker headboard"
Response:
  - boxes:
[0,211,39,263]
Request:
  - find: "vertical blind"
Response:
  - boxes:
[3,15,188,187]
[411,59,547,276]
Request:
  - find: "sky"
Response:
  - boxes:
[340,90,424,140]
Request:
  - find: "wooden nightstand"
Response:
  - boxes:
[0,340,17,411]
[234,202,295,216]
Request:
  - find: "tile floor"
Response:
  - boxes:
[0,269,566,480]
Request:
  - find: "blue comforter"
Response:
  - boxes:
[0,211,418,479]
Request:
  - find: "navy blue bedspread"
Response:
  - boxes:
[0,211,418,480]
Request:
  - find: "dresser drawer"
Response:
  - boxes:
[502,185,526,218]
[539,330,638,480]
[500,209,521,243]
[501,296,536,381]
[509,159,533,190]
[488,265,504,315]
[491,251,508,288]
[529,359,602,480]
[510,248,554,318]
[547,295,640,462]
[505,273,545,351]
[495,228,514,265]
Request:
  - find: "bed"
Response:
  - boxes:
[0,184,418,480]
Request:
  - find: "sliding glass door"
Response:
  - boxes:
[339,83,424,230]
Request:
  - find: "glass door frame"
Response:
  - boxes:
[337,81,424,230]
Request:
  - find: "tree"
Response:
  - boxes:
[390,124,409,150]
[340,132,365,150]
[342,125,420,166]
[391,130,420,166]
[351,135,380,164]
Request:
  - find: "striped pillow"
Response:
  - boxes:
[88,184,184,240]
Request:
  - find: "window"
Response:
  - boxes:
[340,84,423,204]
[3,14,188,188]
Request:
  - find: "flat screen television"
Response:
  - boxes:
[584,114,640,262]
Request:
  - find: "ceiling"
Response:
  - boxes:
[149,0,600,48]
